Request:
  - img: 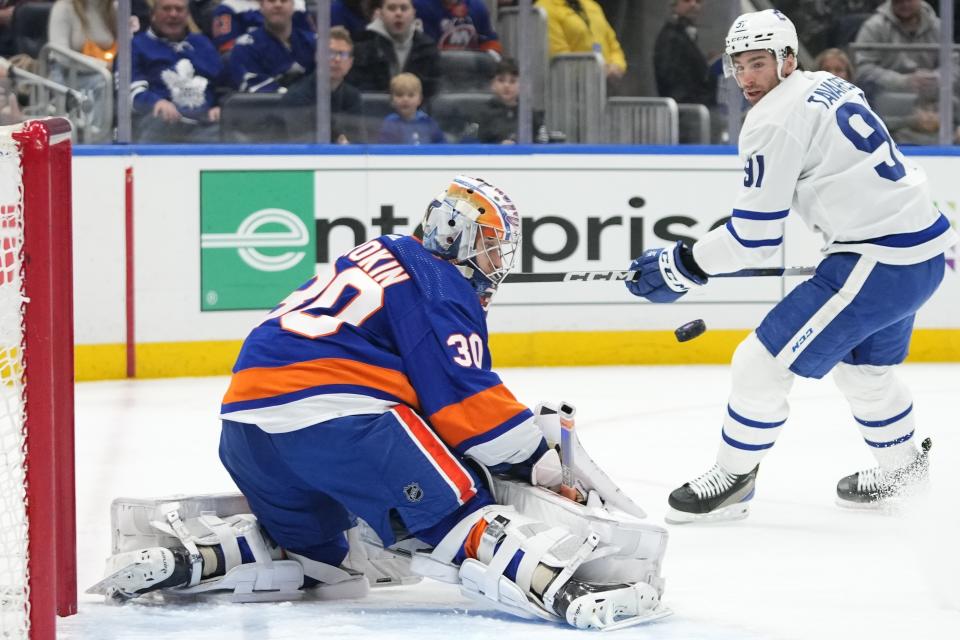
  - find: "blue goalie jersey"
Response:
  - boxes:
[220,235,542,467]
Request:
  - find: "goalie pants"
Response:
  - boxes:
[718,252,945,474]
[219,405,494,565]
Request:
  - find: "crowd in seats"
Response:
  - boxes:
[0,0,955,145]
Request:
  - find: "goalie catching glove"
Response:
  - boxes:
[528,401,648,518]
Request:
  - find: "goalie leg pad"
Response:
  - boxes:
[411,504,667,629]
[490,474,668,592]
[96,494,371,603]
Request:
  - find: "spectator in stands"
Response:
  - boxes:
[348,0,440,99]
[0,57,22,124]
[332,0,379,41]
[131,0,225,142]
[776,1,881,55]
[815,47,854,81]
[282,25,364,143]
[854,0,960,144]
[229,0,316,93]
[413,0,501,56]
[475,57,545,143]
[378,71,444,143]
[653,0,716,107]
[211,0,313,54]
[535,0,626,81]
[191,0,218,36]
[0,0,28,57]
[48,0,117,64]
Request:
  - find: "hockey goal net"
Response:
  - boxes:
[0,118,76,639]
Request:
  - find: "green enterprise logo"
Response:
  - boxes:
[200,170,315,311]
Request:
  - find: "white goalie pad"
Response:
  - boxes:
[410,503,670,630]
[490,475,668,592]
[102,493,417,602]
[101,493,310,603]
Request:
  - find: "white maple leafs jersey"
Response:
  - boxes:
[693,70,957,275]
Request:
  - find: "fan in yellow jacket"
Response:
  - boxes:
[535,0,626,79]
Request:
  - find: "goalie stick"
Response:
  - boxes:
[503,266,815,284]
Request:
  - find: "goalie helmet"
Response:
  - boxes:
[723,9,798,82]
[422,175,521,306]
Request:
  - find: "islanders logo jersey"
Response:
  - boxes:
[220,234,541,466]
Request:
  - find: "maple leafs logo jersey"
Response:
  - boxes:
[694,70,957,275]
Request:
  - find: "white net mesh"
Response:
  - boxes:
[0,128,27,638]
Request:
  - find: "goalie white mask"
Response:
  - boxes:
[421,176,521,307]
[723,9,798,83]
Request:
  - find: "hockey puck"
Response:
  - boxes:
[674,319,707,342]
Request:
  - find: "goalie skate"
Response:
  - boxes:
[556,578,671,630]
[86,547,190,604]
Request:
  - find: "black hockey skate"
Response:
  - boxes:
[86,547,194,604]
[665,464,758,524]
[836,438,932,509]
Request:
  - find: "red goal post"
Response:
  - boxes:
[0,118,76,639]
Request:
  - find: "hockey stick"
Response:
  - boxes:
[503,266,815,284]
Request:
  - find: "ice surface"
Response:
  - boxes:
[61,364,960,639]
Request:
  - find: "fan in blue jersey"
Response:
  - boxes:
[228,0,317,93]
[130,0,226,143]
[625,9,957,524]
[413,0,502,55]
[86,176,671,630]
[210,0,313,54]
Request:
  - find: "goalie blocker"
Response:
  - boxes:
[89,403,670,630]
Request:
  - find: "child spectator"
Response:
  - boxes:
[476,57,545,143]
[814,47,854,81]
[378,71,444,143]
[229,0,316,93]
[413,0,501,55]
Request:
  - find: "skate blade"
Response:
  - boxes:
[835,482,931,513]
[834,496,911,514]
[664,503,749,525]
[85,562,143,602]
[601,604,673,631]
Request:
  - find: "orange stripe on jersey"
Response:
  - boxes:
[428,383,527,448]
[462,518,488,560]
[394,405,477,504]
[224,357,420,409]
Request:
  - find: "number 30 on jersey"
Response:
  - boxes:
[447,333,484,368]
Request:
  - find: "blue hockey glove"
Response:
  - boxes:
[625,241,708,303]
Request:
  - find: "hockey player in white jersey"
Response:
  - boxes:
[625,9,957,523]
